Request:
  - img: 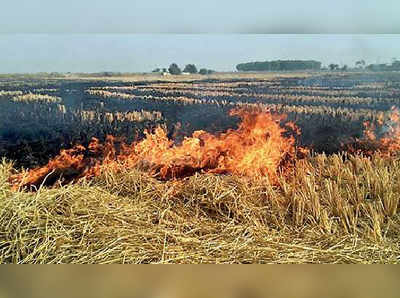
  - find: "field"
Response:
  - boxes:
[1,71,400,263]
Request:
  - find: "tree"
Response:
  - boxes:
[366,64,389,71]
[391,59,400,70]
[152,68,160,73]
[236,60,321,71]
[183,64,198,74]
[341,65,348,71]
[329,64,339,71]
[199,68,208,75]
[168,63,181,75]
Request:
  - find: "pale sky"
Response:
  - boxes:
[0,0,398,73]
[0,34,399,73]
[0,0,399,33]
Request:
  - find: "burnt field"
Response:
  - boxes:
[1,71,400,264]
[1,72,400,169]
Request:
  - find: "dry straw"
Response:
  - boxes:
[0,152,399,264]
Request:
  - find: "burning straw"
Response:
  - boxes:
[10,108,308,190]
[347,106,400,157]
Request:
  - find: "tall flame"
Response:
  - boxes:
[10,108,307,190]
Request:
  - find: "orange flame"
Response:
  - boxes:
[10,108,307,190]
[349,106,400,157]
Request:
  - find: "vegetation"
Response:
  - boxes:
[168,63,182,75]
[1,152,399,263]
[11,93,62,104]
[329,64,340,71]
[366,60,400,71]
[0,90,23,98]
[183,64,198,74]
[236,60,321,72]
[199,68,215,75]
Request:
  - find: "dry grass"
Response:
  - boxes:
[62,71,314,82]
[11,93,62,104]
[0,153,399,264]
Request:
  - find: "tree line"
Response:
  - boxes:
[365,60,400,72]
[152,64,215,75]
[330,59,400,72]
[236,60,322,72]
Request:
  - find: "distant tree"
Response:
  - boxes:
[199,68,208,75]
[152,68,160,73]
[391,59,400,70]
[183,64,198,74]
[329,64,339,71]
[168,63,181,75]
[236,60,321,71]
[341,65,348,71]
[366,63,389,71]
[162,68,167,73]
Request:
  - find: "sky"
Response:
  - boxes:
[0,0,398,73]
[0,0,399,33]
[0,34,399,73]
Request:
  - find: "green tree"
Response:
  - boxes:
[183,64,198,74]
[168,63,181,75]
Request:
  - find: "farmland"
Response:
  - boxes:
[1,71,400,263]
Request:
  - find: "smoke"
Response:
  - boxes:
[378,106,400,137]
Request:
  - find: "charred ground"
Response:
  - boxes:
[1,72,400,169]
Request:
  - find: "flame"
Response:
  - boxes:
[349,106,400,156]
[10,106,400,191]
[10,108,307,190]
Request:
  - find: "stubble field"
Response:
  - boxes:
[0,71,399,263]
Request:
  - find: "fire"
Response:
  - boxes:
[10,108,307,190]
[10,106,400,191]
[349,106,400,156]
